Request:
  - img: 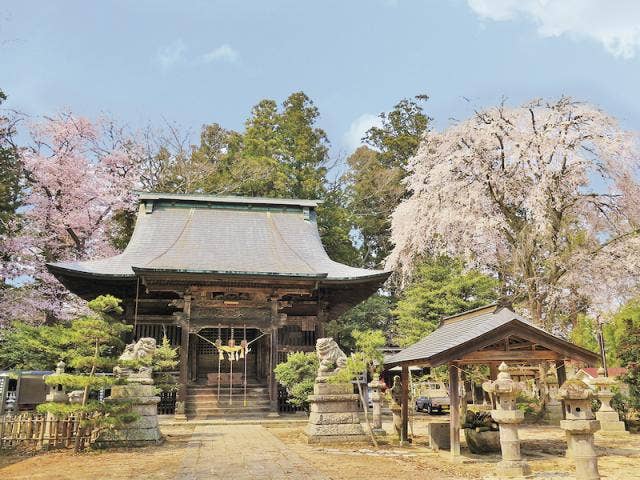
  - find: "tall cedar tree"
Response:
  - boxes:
[345,95,431,269]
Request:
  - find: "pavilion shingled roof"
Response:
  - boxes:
[384,305,599,367]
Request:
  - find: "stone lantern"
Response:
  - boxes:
[368,377,385,435]
[558,377,601,480]
[45,360,68,403]
[482,362,530,478]
[542,364,563,424]
[591,368,628,435]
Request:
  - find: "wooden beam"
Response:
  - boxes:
[459,349,561,363]
[449,363,461,457]
[134,315,180,325]
[401,364,409,444]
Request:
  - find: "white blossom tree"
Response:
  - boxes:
[388,97,640,330]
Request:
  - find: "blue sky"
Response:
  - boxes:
[2,0,640,160]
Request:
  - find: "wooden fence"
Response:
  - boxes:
[0,413,97,450]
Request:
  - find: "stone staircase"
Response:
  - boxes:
[186,380,272,419]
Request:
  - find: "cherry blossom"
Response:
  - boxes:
[388,97,640,330]
[0,111,141,324]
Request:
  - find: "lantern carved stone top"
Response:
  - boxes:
[483,362,525,424]
[558,377,600,433]
[591,367,617,413]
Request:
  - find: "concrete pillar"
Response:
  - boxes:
[482,362,530,478]
[558,377,601,480]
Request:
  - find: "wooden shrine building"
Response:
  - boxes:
[48,193,390,418]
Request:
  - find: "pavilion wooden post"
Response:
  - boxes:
[269,295,280,415]
[175,294,191,420]
[449,362,461,457]
[401,364,410,445]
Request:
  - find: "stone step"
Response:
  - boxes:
[188,384,267,391]
[187,397,271,405]
[186,406,273,416]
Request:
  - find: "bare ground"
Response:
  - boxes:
[1,418,639,479]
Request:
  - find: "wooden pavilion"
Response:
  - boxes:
[47,192,390,418]
[384,304,599,456]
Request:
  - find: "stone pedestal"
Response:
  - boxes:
[368,379,385,435]
[592,368,628,435]
[558,378,601,480]
[306,378,367,444]
[95,383,163,448]
[483,363,530,478]
[427,422,450,451]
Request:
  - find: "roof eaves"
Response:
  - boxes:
[136,192,321,208]
[132,266,328,280]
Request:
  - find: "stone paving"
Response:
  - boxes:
[177,424,328,480]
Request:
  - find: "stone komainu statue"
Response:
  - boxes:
[316,337,347,374]
[119,337,157,362]
[114,337,157,384]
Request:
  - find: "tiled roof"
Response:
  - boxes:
[47,194,389,283]
[580,367,627,378]
[385,306,598,366]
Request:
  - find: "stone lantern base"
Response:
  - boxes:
[495,459,531,478]
[305,378,367,444]
[95,383,163,448]
[595,411,628,435]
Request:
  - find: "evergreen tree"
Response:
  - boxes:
[326,294,394,353]
[346,95,431,268]
[274,351,319,410]
[43,295,130,405]
[393,256,499,347]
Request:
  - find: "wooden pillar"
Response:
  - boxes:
[175,295,191,420]
[269,296,280,414]
[189,333,198,382]
[449,362,461,457]
[460,369,468,420]
[401,364,410,444]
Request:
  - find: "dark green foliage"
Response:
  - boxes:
[346,95,431,268]
[274,351,319,409]
[331,329,386,384]
[363,95,431,168]
[326,294,395,353]
[393,256,499,347]
[618,318,640,410]
[0,89,22,240]
[0,321,71,370]
[152,335,179,392]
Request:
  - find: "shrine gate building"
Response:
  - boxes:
[47,193,390,418]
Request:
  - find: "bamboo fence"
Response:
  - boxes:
[0,412,97,451]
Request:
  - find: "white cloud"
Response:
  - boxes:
[201,44,239,64]
[343,113,383,152]
[156,39,187,69]
[467,0,640,59]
